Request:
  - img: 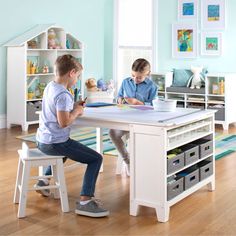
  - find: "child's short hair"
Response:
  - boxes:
[55,54,83,76]
[132,58,150,73]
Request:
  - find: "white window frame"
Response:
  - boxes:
[113,0,158,95]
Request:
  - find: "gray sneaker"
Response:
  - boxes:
[75,199,109,218]
[34,180,50,197]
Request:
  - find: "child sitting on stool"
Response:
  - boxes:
[36,54,109,218]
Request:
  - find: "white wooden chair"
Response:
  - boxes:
[14,142,69,218]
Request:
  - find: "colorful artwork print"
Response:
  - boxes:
[208,5,220,21]
[183,3,194,16]
[177,29,193,52]
[206,37,218,51]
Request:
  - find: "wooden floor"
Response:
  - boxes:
[1,124,236,235]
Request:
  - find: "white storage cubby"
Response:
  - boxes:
[130,112,215,222]
[4,24,84,131]
[151,72,236,130]
[150,72,173,99]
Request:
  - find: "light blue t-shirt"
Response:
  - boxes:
[118,77,158,105]
[36,81,74,144]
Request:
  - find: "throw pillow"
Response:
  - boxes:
[172,69,193,87]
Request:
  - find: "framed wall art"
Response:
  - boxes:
[201,0,226,30]
[201,32,222,56]
[172,23,197,58]
[178,0,198,20]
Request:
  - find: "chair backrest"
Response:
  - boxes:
[21,142,29,159]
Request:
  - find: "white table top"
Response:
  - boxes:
[75,105,215,129]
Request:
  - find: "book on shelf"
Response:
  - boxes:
[207,100,224,104]
[187,97,205,101]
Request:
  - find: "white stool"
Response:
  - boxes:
[14,142,69,218]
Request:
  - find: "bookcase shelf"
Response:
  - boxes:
[5,24,84,131]
[151,72,236,130]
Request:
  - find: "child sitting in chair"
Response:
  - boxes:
[109,58,157,175]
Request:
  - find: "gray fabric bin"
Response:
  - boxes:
[199,140,213,158]
[214,108,225,121]
[167,177,184,201]
[184,169,199,190]
[167,152,185,174]
[177,166,199,190]
[182,144,199,165]
[192,139,213,159]
[27,101,42,121]
[198,161,213,180]
[208,107,225,121]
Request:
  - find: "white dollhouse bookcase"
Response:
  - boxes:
[4,24,84,131]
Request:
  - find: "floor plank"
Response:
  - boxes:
[0,124,236,235]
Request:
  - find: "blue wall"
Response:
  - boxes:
[0,0,106,115]
[103,0,236,77]
[157,0,236,72]
[103,0,114,81]
[1,0,236,115]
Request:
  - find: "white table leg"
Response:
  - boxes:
[130,201,140,216]
[96,127,104,172]
[155,205,170,223]
[222,123,229,130]
[207,179,215,191]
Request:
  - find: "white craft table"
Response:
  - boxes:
[74,106,216,222]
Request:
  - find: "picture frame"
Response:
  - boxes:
[201,32,222,56]
[172,23,197,58]
[201,0,226,30]
[178,0,198,20]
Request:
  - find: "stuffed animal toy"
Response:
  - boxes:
[106,79,115,92]
[85,78,100,92]
[187,66,205,89]
[97,79,108,91]
[48,29,61,49]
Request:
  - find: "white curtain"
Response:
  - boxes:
[115,0,154,90]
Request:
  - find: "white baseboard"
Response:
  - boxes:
[0,114,6,129]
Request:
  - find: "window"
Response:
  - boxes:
[114,0,156,90]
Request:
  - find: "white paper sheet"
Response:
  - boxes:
[81,106,206,126]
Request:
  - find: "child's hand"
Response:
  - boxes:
[124,97,144,105]
[76,97,87,107]
[73,103,84,116]
[117,97,125,104]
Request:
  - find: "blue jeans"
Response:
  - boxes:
[37,138,103,197]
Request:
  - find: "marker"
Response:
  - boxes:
[74,88,78,102]
[81,97,87,106]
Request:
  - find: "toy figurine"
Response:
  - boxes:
[48,29,61,49]
[27,60,31,74]
[30,63,36,74]
[66,39,71,49]
[73,42,79,49]
[27,39,37,49]
[27,88,34,100]
[38,83,46,98]
[42,65,49,73]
